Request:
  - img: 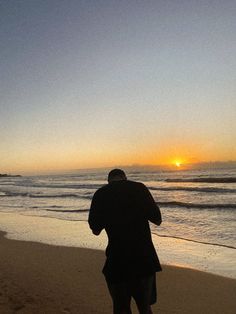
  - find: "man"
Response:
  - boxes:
[89,169,162,314]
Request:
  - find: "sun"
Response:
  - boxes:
[170,158,187,169]
[175,161,181,167]
[169,158,190,169]
[171,159,183,168]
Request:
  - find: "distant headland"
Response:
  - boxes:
[0,174,22,177]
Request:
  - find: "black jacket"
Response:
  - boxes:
[89,180,162,283]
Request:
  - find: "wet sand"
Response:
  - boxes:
[0,231,235,314]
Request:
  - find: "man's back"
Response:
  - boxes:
[89,179,162,283]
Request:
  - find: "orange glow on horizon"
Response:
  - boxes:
[1,138,235,174]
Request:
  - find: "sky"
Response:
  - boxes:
[0,0,236,173]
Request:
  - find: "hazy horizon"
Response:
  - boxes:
[2,160,235,176]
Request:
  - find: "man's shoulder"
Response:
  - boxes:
[126,180,146,189]
[94,184,109,194]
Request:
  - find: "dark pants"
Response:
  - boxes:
[106,274,157,314]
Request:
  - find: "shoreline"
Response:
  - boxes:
[1,230,236,313]
[0,211,235,280]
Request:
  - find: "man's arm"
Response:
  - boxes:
[142,184,162,226]
[88,190,105,236]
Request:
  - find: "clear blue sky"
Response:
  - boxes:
[0,0,235,173]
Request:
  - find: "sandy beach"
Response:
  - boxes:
[0,231,236,314]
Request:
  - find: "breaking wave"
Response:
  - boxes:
[165,177,236,183]
[0,191,92,200]
[157,201,236,209]
[45,208,89,213]
[12,182,102,190]
[149,186,236,193]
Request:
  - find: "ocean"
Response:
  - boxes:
[0,167,235,278]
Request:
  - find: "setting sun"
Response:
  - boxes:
[171,159,186,168]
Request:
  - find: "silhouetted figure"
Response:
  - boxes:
[89,169,162,314]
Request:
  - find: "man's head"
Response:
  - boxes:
[108,169,127,183]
